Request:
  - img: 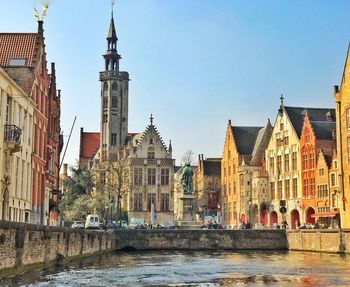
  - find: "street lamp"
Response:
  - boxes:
[249,197,253,229]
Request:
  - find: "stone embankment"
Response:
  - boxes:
[0,221,115,275]
[1,222,350,275]
[287,229,350,253]
[114,229,287,251]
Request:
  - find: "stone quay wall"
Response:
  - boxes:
[0,221,115,273]
[287,229,350,254]
[114,229,288,251]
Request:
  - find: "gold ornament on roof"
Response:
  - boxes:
[34,1,49,21]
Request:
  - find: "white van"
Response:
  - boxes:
[85,214,100,229]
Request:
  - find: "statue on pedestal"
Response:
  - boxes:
[181,163,193,195]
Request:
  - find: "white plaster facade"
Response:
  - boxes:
[0,67,34,222]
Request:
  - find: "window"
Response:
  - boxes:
[317,185,328,198]
[270,182,275,200]
[284,154,289,174]
[160,193,169,211]
[303,154,308,170]
[330,173,336,186]
[134,168,143,186]
[310,178,315,197]
[134,193,143,211]
[224,167,227,177]
[9,58,26,66]
[269,157,274,175]
[348,137,350,164]
[310,153,315,169]
[303,179,308,197]
[111,133,117,146]
[103,113,108,122]
[112,97,117,108]
[148,168,156,185]
[292,152,297,170]
[233,182,236,194]
[292,178,297,198]
[147,147,155,159]
[228,183,231,195]
[277,156,282,176]
[277,181,282,199]
[112,82,118,90]
[147,193,156,211]
[285,179,290,199]
[6,97,13,124]
[347,109,350,130]
[319,168,324,177]
[161,168,169,185]
[103,97,108,109]
[239,174,244,187]
[284,136,289,146]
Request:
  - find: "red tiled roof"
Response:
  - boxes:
[0,33,37,66]
[81,132,100,160]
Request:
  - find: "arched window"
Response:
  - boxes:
[112,82,118,91]
[147,147,155,159]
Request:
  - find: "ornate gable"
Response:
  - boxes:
[132,116,170,159]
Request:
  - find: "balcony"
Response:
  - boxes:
[4,124,21,153]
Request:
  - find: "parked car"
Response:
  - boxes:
[71,221,84,229]
[129,217,144,229]
[85,214,100,229]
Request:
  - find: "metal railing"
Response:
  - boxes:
[4,124,21,145]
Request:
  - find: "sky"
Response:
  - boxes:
[1,0,350,168]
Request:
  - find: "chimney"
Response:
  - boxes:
[38,20,44,37]
[334,85,339,95]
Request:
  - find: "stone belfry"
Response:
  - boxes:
[99,7,129,161]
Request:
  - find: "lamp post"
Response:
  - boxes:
[249,197,253,229]
[217,203,221,225]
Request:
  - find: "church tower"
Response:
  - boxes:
[99,9,129,161]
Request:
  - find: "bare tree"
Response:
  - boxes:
[103,155,130,225]
[181,149,195,165]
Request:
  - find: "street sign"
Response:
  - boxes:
[279,206,287,214]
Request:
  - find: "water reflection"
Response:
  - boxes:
[1,251,350,286]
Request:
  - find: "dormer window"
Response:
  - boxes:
[9,58,26,66]
[326,111,333,122]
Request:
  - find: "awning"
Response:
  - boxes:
[311,211,339,218]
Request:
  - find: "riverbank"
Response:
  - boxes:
[0,221,116,276]
[1,221,350,276]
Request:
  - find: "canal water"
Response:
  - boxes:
[2,250,350,286]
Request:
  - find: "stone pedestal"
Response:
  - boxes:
[177,194,197,226]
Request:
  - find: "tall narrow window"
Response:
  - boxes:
[277,156,282,176]
[270,182,275,200]
[303,179,308,197]
[134,168,143,186]
[160,193,169,211]
[269,157,274,175]
[112,97,117,108]
[347,109,350,130]
[277,181,282,199]
[148,168,156,185]
[284,154,289,174]
[134,193,143,211]
[348,137,350,164]
[161,168,169,185]
[147,193,156,211]
[285,179,290,199]
[310,153,315,169]
[292,178,297,198]
[111,133,117,146]
[292,152,297,170]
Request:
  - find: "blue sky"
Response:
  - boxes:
[1,0,350,167]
